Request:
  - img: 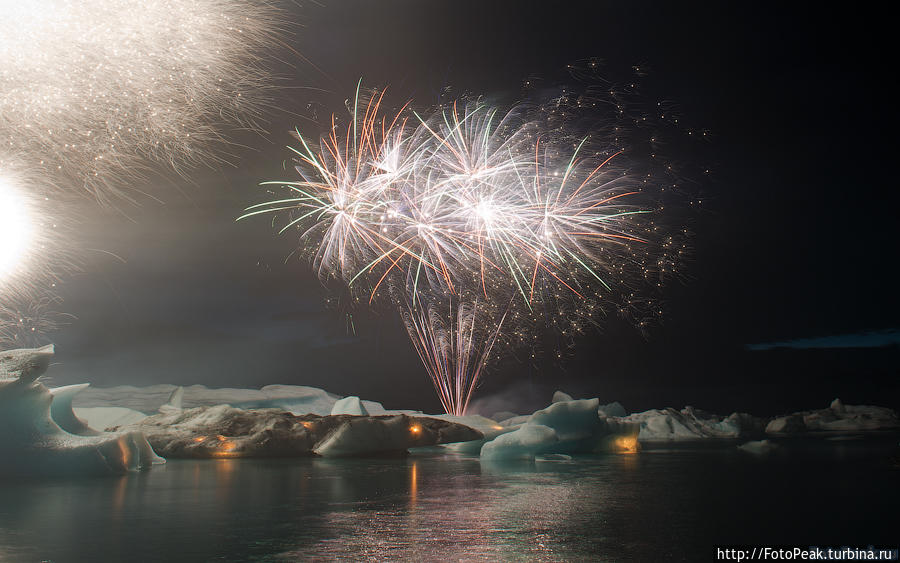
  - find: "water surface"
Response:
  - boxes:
[1,436,897,562]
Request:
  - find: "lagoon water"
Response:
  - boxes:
[1,436,897,562]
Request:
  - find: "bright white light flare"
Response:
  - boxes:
[0,177,34,283]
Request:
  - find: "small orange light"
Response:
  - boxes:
[409,425,421,434]
[614,435,639,454]
[192,436,205,443]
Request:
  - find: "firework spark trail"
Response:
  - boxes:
[247,86,687,414]
[0,0,279,202]
[401,292,507,416]
[0,292,75,349]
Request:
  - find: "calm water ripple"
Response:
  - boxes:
[1,436,897,562]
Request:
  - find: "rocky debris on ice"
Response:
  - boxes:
[107,405,482,458]
[0,345,162,476]
[765,399,900,434]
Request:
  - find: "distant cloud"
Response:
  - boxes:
[747,329,900,351]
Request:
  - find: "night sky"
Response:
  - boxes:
[44,1,898,416]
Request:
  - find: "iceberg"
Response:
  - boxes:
[107,404,482,458]
[0,345,161,476]
[476,396,639,460]
[480,423,559,461]
[766,399,899,434]
[530,398,603,442]
[73,383,390,416]
[619,406,763,441]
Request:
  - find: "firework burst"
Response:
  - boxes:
[247,83,688,414]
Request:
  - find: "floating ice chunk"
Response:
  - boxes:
[738,439,778,455]
[765,415,805,434]
[480,423,559,461]
[537,453,572,461]
[0,345,162,476]
[330,396,369,416]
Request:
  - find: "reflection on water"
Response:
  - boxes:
[1,437,898,562]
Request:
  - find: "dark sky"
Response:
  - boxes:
[46,1,899,416]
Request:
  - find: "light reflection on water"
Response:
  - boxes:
[1,437,898,562]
